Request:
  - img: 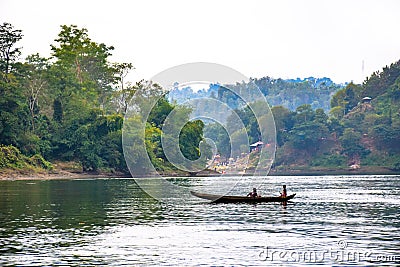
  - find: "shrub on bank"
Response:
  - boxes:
[0,145,24,168]
[310,154,347,167]
[0,145,53,170]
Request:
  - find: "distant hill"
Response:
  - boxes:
[168,77,345,112]
[268,60,400,172]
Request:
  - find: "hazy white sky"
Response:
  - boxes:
[1,0,400,84]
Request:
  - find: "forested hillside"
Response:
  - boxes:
[1,22,399,176]
[239,61,400,172]
[0,23,205,175]
[172,60,400,173]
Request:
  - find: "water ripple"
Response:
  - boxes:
[0,175,399,266]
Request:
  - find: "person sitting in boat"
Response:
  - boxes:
[280,185,287,198]
[247,188,259,198]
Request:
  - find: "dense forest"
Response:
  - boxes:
[1,22,400,176]
[0,22,206,175]
[274,60,400,171]
[207,61,400,172]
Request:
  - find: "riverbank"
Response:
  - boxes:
[267,165,400,176]
[0,160,127,180]
[0,168,127,181]
[1,165,399,180]
[0,161,223,180]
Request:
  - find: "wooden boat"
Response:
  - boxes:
[190,191,296,203]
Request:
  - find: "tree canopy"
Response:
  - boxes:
[0,23,208,174]
[1,22,400,175]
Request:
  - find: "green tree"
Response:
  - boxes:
[331,82,363,114]
[314,108,328,124]
[289,121,328,154]
[230,128,248,156]
[50,25,116,109]
[0,22,23,81]
[329,105,345,120]
[148,96,174,128]
[227,104,261,144]
[203,122,230,157]
[363,61,400,99]
[340,128,367,159]
[21,54,50,132]
[295,104,314,124]
[370,124,400,153]
[179,120,206,161]
[271,105,295,146]
[0,86,30,149]
[0,23,30,149]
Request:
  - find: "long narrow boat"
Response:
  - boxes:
[190,191,296,203]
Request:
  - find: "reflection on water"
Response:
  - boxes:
[0,175,399,266]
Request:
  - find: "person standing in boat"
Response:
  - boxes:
[280,185,287,198]
[247,187,259,198]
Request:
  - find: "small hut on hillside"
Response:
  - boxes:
[362,96,372,103]
[250,141,264,152]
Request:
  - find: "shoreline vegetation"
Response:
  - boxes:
[1,23,400,179]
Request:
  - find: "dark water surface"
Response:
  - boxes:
[0,175,399,266]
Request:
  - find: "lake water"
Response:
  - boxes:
[0,175,399,266]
